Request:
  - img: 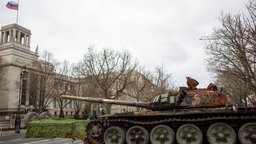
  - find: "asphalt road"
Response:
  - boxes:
[0,134,83,144]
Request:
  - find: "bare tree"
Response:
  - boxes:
[124,67,151,100]
[122,67,155,111]
[70,61,88,118]
[215,73,250,107]
[28,51,59,113]
[82,47,138,113]
[150,65,174,95]
[127,65,174,104]
[205,0,256,106]
[80,76,102,116]
[52,60,76,118]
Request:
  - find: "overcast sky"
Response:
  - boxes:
[1,0,247,87]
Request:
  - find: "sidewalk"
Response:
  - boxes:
[0,129,27,137]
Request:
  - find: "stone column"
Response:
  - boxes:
[9,30,13,42]
[24,34,27,46]
[27,35,30,47]
[0,32,3,44]
[17,31,20,43]
[2,31,6,43]
[13,29,16,42]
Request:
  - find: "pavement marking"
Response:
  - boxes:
[11,138,23,141]
[19,138,81,144]
[20,139,50,144]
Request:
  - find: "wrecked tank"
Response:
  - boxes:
[61,85,256,144]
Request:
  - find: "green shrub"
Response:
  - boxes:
[26,118,90,140]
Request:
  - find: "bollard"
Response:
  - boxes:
[15,116,21,133]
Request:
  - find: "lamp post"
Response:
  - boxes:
[15,66,26,133]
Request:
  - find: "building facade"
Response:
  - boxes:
[0,23,38,111]
[0,23,38,129]
[0,24,81,129]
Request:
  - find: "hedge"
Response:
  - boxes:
[26,118,90,140]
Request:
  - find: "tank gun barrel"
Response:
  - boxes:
[61,95,151,109]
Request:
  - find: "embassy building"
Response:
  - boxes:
[0,23,84,130]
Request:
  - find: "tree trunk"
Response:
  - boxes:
[74,110,80,119]
[59,109,64,118]
[105,104,111,114]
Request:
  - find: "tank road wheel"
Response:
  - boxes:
[24,112,39,128]
[176,124,203,144]
[39,111,51,119]
[150,125,175,144]
[238,122,256,144]
[87,121,103,138]
[207,122,236,144]
[126,126,149,144]
[104,126,125,144]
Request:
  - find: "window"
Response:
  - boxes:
[64,99,67,108]
[21,79,27,105]
[69,100,72,109]
[29,73,38,105]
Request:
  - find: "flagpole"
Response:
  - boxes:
[16,0,19,24]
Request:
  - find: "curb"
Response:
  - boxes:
[0,129,27,137]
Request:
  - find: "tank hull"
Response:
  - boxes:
[85,108,256,144]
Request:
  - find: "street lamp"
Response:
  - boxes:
[15,65,26,133]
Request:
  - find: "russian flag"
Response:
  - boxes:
[6,1,18,10]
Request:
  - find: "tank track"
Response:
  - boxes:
[85,115,256,144]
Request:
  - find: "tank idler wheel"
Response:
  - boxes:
[87,121,103,138]
[238,122,256,144]
[150,125,175,144]
[104,126,125,144]
[126,126,149,144]
[207,122,236,144]
[176,124,203,144]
